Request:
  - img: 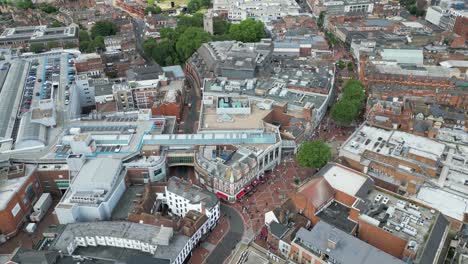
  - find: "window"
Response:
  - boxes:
[26,183,36,202]
[22,195,28,206]
[44,181,50,187]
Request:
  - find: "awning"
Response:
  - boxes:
[216,192,228,200]
[252,179,259,186]
[236,190,246,199]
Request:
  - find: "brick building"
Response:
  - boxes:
[0,164,42,239]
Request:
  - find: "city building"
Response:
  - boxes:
[0,164,42,240]
[55,157,126,224]
[290,221,406,264]
[0,25,78,48]
[274,163,451,263]
[50,221,194,264]
[161,177,220,230]
[213,0,301,22]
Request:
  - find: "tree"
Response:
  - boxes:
[297,140,331,168]
[16,0,33,9]
[51,20,65,28]
[176,27,211,62]
[347,61,354,71]
[29,43,45,53]
[38,4,57,13]
[343,79,365,104]
[64,42,78,49]
[47,41,59,50]
[147,0,155,6]
[145,5,162,14]
[160,28,178,41]
[337,60,345,70]
[177,14,204,28]
[317,11,325,29]
[91,21,118,38]
[152,39,177,66]
[214,18,230,35]
[331,79,365,126]
[187,0,200,13]
[79,30,91,42]
[331,100,359,126]
[228,19,266,43]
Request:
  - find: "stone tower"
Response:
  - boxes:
[204,9,214,35]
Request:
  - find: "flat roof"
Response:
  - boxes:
[72,158,121,192]
[320,163,373,199]
[0,60,29,139]
[0,165,35,210]
[416,186,468,221]
[200,100,269,131]
[143,132,278,146]
[342,125,446,162]
[294,222,405,264]
[51,221,189,263]
[167,177,219,209]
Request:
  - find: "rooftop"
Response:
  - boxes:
[294,221,405,264]
[341,125,446,162]
[362,188,440,248]
[0,164,34,210]
[319,163,374,199]
[51,221,189,263]
[167,177,219,209]
[71,158,122,192]
[317,201,357,233]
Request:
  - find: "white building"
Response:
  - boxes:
[213,0,301,22]
[157,177,220,231]
[55,157,126,224]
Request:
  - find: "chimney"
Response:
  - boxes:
[327,232,339,250]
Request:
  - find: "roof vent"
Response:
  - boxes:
[327,231,339,250]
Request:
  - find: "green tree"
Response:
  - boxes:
[177,14,204,28]
[213,18,230,35]
[347,61,354,71]
[228,19,266,43]
[145,5,162,14]
[91,21,118,38]
[38,4,57,13]
[337,60,345,70]
[317,11,325,29]
[147,0,155,6]
[187,0,200,13]
[160,27,178,41]
[343,79,365,104]
[297,140,331,168]
[29,43,45,53]
[64,42,78,49]
[331,100,359,126]
[176,27,211,62]
[16,0,33,9]
[152,39,177,66]
[79,30,91,42]
[47,41,59,50]
[51,20,65,27]
[92,35,106,51]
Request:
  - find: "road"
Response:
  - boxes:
[182,75,200,133]
[132,18,156,66]
[206,204,244,263]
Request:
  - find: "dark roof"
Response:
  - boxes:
[316,201,357,234]
[126,256,171,264]
[270,221,290,239]
[417,213,450,264]
[126,65,163,81]
[10,248,58,264]
[355,177,374,199]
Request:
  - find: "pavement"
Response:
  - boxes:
[231,160,315,236]
[204,204,244,264]
[0,199,59,254]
